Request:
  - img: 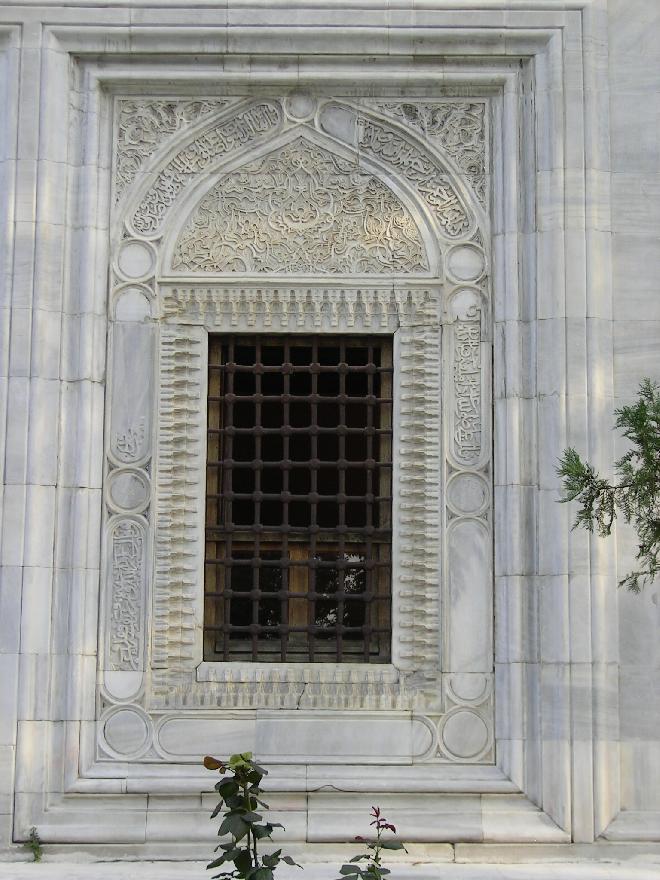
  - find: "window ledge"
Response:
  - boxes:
[196,660,400,684]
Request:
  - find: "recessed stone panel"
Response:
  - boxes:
[156,716,256,760]
[256,712,413,763]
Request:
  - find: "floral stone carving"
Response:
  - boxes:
[358,117,473,238]
[171,137,429,274]
[131,102,282,236]
[368,102,487,206]
[114,98,229,202]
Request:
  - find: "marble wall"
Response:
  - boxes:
[609,0,660,828]
[0,0,658,864]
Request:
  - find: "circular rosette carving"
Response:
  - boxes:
[171,137,430,275]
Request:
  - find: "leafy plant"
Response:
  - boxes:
[23,826,42,862]
[335,806,407,880]
[557,378,660,592]
[204,752,300,880]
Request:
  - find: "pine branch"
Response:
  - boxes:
[557,379,660,592]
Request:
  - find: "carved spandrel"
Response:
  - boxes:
[171,137,429,274]
[358,117,473,239]
[115,99,230,203]
[131,102,282,236]
[366,101,487,207]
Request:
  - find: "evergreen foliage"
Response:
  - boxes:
[557,378,660,592]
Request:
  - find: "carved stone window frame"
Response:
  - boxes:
[97,93,495,765]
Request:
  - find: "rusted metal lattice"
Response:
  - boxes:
[204,335,393,662]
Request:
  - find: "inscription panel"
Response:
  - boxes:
[106,516,147,672]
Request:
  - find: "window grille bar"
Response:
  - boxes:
[204,334,393,662]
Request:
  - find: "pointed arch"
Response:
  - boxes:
[163,132,438,276]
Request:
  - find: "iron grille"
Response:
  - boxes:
[204,335,393,662]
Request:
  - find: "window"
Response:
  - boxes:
[204,335,393,662]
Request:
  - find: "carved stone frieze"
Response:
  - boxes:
[131,102,282,236]
[367,102,487,206]
[171,138,429,274]
[161,286,433,331]
[114,99,231,202]
[358,117,474,239]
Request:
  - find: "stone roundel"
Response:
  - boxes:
[116,239,156,280]
[440,709,490,761]
[446,472,489,516]
[284,91,317,121]
[103,707,151,757]
[107,468,150,513]
[447,243,485,282]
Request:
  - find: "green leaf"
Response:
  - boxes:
[281,856,301,867]
[247,868,274,880]
[219,813,249,840]
[217,780,240,798]
[379,840,406,851]
[234,848,253,874]
[252,824,273,840]
[339,866,360,875]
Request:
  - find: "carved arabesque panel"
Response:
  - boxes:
[171,138,429,274]
[130,101,283,236]
[114,98,232,203]
[364,101,487,207]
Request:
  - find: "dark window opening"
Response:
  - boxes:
[204,335,393,662]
